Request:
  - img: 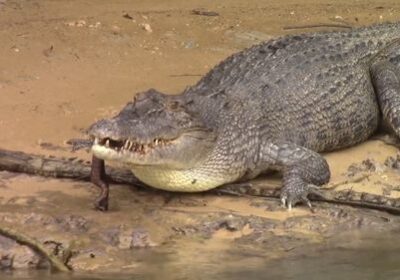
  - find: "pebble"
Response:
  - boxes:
[11,46,19,52]
[66,20,87,27]
[89,22,101,28]
[140,23,153,33]
[111,25,121,33]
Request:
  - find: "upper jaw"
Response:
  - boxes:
[92,136,173,155]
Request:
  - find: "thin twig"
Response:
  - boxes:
[324,173,370,190]
[191,9,219,17]
[283,23,352,30]
[169,74,203,77]
[0,226,71,272]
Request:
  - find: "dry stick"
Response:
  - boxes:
[0,148,141,186]
[283,23,352,30]
[0,226,70,272]
[0,148,399,214]
[323,173,370,190]
[217,182,400,215]
[169,74,203,77]
[191,9,219,16]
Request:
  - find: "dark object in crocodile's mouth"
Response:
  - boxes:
[94,137,171,154]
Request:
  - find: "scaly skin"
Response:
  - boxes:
[89,22,400,210]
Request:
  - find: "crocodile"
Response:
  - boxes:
[88,22,400,211]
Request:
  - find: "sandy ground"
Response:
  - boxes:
[1,0,400,273]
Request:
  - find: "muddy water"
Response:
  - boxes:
[2,233,400,279]
[2,0,400,277]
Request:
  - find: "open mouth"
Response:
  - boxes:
[94,137,171,155]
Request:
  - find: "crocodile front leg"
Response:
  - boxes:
[371,61,400,137]
[90,155,109,211]
[259,142,330,210]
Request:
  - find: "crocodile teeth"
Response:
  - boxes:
[124,140,129,149]
[98,137,169,153]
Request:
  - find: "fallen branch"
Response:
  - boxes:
[0,225,71,272]
[0,148,142,186]
[217,182,400,215]
[0,148,399,214]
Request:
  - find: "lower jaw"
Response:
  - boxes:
[90,145,144,163]
[91,145,120,161]
[91,145,152,165]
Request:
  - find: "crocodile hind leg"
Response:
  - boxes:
[90,155,109,211]
[370,60,400,140]
[259,142,330,210]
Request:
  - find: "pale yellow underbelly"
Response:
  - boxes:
[131,166,236,192]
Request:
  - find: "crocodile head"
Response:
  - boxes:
[88,89,215,169]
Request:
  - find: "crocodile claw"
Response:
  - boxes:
[280,183,318,212]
